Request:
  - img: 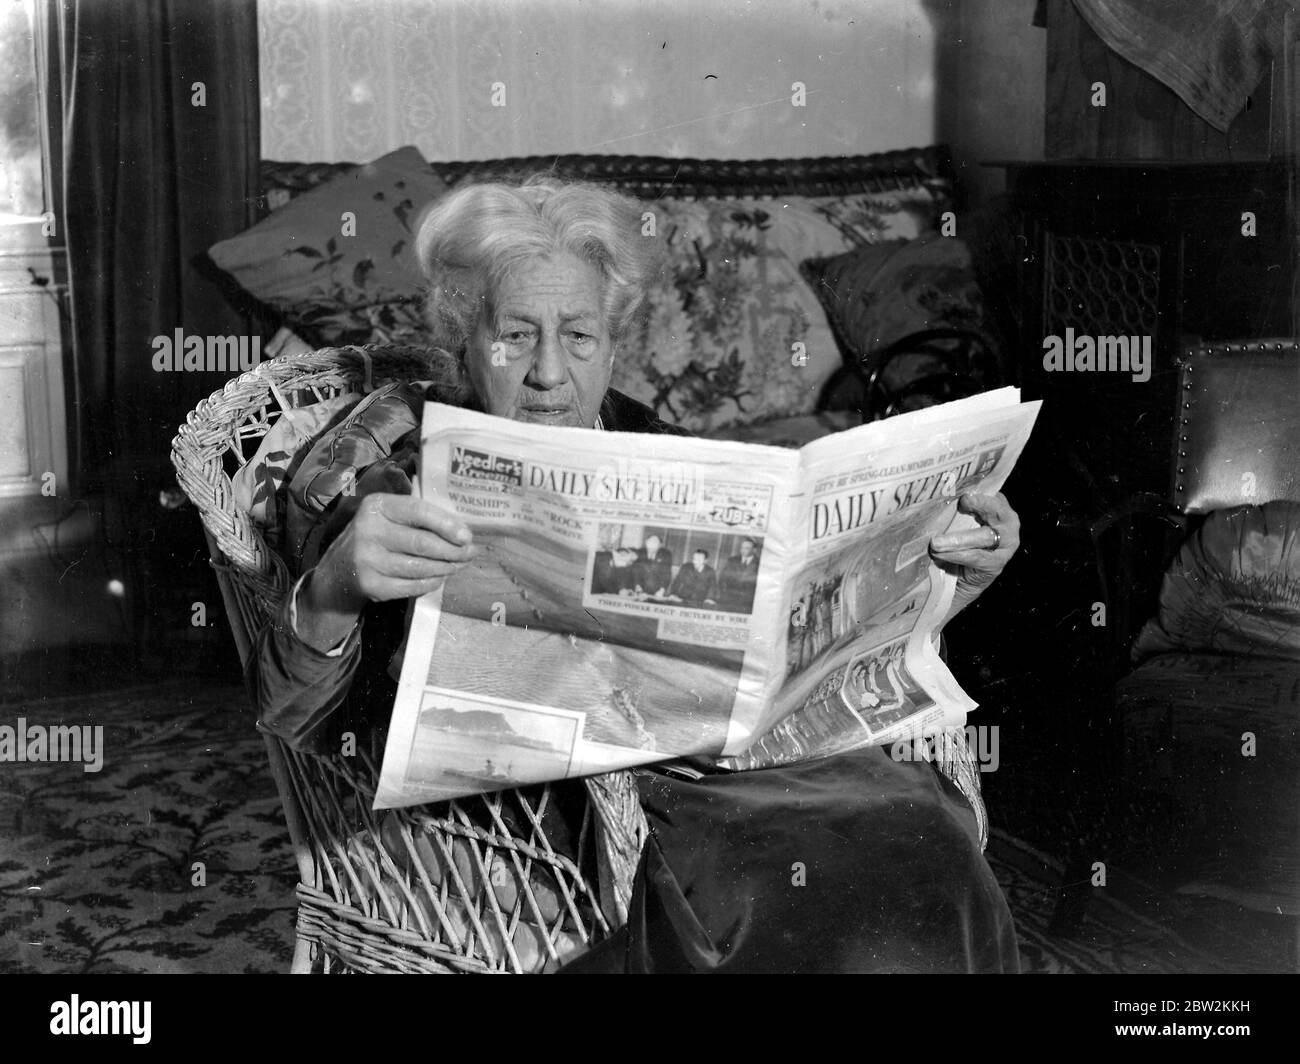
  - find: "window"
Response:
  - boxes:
[0,0,68,496]
[0,0,48,237]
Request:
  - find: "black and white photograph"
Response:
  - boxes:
[841,637,932,735]
[0,0,1297,1031]
[786,499,940,676]
[589,521,763,614]
[405,690,581,795]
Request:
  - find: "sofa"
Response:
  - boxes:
[203,145,1001,447]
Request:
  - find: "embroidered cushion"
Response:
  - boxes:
[208,146,447,348]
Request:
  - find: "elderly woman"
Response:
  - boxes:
[250,175,1022,973]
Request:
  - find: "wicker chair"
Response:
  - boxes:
[171,344,648,973]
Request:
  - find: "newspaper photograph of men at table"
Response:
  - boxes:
[373,387,1040,808]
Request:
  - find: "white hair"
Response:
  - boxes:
[414,173,666,357]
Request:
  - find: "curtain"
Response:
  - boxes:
[39,0,259,658]
[42,0,260,495]
[256,0,935,164]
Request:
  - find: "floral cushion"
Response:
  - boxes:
[802,233,986,357]
[610,196,916,434]
[208,146,447,348]
[805,188,948,247]
[800,232,990,406]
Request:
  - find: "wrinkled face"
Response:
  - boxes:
[466,253,615,428]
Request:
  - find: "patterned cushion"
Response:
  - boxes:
[608,200,814,432]
[208,146,447,348]
[610,196,920,434]
[802,233,986,356]
[1132,500,1300,664]
[805,188,946,247]
[800,232,989,402]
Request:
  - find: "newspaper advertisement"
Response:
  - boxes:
[374,387,1039,808]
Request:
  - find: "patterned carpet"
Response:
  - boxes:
[0,681,297,974]
[0,679,1263,974]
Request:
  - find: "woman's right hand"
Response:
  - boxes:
[296,492,482,652]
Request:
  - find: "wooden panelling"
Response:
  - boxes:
[0,355,31,479]
[0,247,67,496]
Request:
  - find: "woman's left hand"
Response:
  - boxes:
[929,491,1021,620]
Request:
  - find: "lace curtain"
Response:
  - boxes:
[258,0,937,163]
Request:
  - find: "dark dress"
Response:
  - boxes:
[248,385,1019,974]
[563,747,1017,973]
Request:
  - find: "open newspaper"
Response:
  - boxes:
[374,387,1040,809]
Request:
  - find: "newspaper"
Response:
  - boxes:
[374,387,1040,808]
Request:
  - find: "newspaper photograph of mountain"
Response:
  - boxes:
[400,690,582,797]
[587,523,764,615]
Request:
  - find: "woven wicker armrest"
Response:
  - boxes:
[172,345,648,973]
